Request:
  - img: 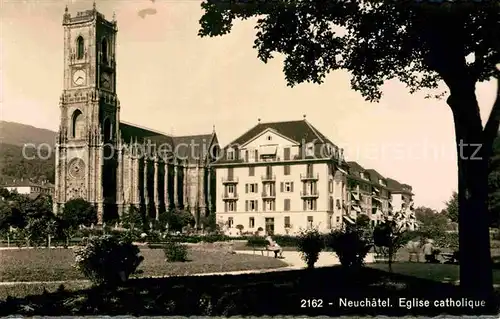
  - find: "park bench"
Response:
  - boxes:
[441,251,459,264]
[252,246,283,258]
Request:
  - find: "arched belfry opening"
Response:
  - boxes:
[76,36,84,60]
[103,117,112,141]
[72,109,84,139]
[101,38,108,64]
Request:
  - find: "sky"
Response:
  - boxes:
[1,0,497,211]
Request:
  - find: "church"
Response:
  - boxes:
[53,4,220,224]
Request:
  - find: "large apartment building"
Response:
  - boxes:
[211,118,350,235]
[212,118,416,235]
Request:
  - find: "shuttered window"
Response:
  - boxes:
[284,199,290,211]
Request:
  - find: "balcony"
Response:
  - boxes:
[261,174,276,182]
[221,176,239,184]
[221,192,238,200]
[300,172,319,181]
[261,191,276,199]
[300,190,319,198]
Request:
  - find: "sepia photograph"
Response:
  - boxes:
[0,0,499,316]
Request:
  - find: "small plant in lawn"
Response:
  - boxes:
[324,226,372,270]
[73,234,144,286]
[296,228,324,269]
[163,239,189,262]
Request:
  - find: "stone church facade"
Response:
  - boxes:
[53,5,219,224]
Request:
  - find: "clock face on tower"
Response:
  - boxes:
[72,69,86,86]
[100,72,111,89]
[68,158,85,179]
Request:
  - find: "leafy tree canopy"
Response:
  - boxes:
[444,192,459,223]
[61,198,97,229]
[199,1,499,100]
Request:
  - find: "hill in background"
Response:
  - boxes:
[0,121,56,184]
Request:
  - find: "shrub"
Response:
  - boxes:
[324,228,372,269]
[163,240,189,262]
[434,232,459,249]
[296,228,324,268]
[246,236,268,247]
[73,234,144,286]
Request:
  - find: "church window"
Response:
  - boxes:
[76,36,84,60]
[72,109,85,139]
[101,38,108,64]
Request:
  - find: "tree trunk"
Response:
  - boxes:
[388,245,393,273]
[448,80,493,298]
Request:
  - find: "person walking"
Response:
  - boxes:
[422,239,437,263]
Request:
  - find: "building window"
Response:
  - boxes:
[336,199,341,209]
[306,164,313,175]
[307,216,313,228]
[227,202,236,212]
[246,200,258,212]
[249,166,255,176]
[227,185,235,194]
[284,147,290,160]
[228,217,234,227]
[329,180,334,193]
[246,183,258,193]
[284,216,291,228]
[264,200,275,211]
[101,38,109,64]
[76,36,84,60]
[306,143,314,156]
[282,182,293,193]
[249,217,255,228]
[284,199,291,211]
[267,135,272,141]
[329,196,334,211]
[305,199,315,211]
[336,216,340,223]
[227,149,235,160]
[284,165,291,175]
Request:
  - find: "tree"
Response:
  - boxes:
[414,206,450,238]
[199,1,500,295]
[236,224,244,234]
[61,198,97,228]
[373,211,413,273]
[121,205,143,231]
[60,198,97,244]
[444,192,459,223]
[488,136,500,227]
[166,209,195,232]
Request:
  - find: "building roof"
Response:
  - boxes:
[0,178,54,189]
[228,119,337,147]
[365,169,386,184]
[386,178,413,194]
[172,134,219,164]
[213,118,344,165]
[119,122,219,164]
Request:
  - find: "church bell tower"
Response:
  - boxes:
[54,3,119,223]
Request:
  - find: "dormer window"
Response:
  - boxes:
[306,143,314,156]
[227,148,235,160]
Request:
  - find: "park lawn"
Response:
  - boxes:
[368,262,500,286]
[0,265,497,316]
[0,247,287,283]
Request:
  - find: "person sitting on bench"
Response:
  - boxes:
[265,236,283,258]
